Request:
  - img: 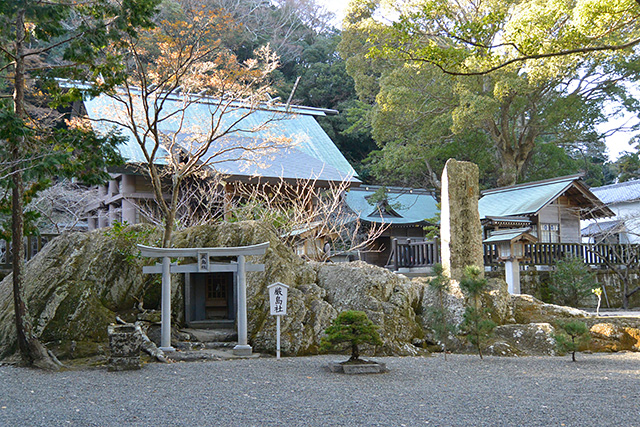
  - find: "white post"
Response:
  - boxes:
[233,255,252,356]
[276,315,281,359]
[160,256,175,352]
[505,259,521,294]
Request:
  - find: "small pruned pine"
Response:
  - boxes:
[459,265,496,359]
[554,320,591,362]
[321,310,383,362]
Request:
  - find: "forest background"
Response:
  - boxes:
[4,0,640,192]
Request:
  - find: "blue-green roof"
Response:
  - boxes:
[478,176,580,219]
[82,91,357,182]
[345,187,438,225]
[483,228,537,243]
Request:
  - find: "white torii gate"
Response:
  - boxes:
[138,242,269,356]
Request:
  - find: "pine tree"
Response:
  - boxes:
[321,310,382,361]
[427,264,457,360]
[459,265,496,359]
[554,321,591,362]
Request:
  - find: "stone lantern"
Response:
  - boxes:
[484,228,537,294]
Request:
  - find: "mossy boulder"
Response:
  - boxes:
[488,323,557,356]
[589,323,640,352]
[0,222,431,361]
[0,225,161,360]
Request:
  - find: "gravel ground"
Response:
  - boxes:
[1,352,639,427]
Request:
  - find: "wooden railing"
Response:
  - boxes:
[386,238,439,270]
[484,242,640,266]
[0,234,58,270]
[388,239,639,271]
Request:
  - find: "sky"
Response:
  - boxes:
[316,0,638,162]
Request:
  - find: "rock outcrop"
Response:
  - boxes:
[0,222,432,360]
[487,323,557,356]
[1,221,639,363]
[512,294,590,324]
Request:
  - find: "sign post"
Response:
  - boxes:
[267,282,289,359]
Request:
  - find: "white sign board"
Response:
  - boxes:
[268,282,289,316]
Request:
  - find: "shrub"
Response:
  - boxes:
[459,265,496,359]
[427,264,457,359]
[550,257,596,307]
[321,310,382,361]
[554,320,591,362]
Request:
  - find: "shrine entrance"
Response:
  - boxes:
[187,272,236,325]
[138,241,269,355]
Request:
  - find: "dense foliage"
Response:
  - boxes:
[321,310,383,361]
[339,0,640,188]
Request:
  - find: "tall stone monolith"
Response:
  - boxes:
[440,159,484,281]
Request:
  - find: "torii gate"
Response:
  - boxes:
[138,242,269,356]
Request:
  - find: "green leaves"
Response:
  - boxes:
[554,320,591,361]
[321,310,383,360]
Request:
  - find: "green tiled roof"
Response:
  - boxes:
[345,187,438,225]
[82,91,357,181]
[478,176,578,219]
[483,228,537,243]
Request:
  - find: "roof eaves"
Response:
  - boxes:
[481,174,583,196]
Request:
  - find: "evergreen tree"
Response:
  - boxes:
[554,321,591,362]
[459,265,496,359]
[0,0,158,369]
[427,264,457,359]
[321,310,382,361]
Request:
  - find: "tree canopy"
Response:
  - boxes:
[340,0,640,187]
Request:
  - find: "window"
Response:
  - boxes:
[540,223,560,243]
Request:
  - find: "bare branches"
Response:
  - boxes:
[229,177,388,261]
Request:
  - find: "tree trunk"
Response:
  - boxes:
[350,342,360,361]
[11,8,61,370]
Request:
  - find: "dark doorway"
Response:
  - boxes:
[187,272,236,325]
[205,272,232,319]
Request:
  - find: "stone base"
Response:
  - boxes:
[108,356,141,371]
[328,361,387,374]
[232,344,253,356]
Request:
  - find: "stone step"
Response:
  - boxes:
[181,328,238,343]
[187,320,235,330]
[173,341,237,351]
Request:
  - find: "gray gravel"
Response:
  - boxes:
[1,352,639,427]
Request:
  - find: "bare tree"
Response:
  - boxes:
[128,172,388,261]
[583,215,640,309]
[93,7,285,248]
[28,181,99,234]
[229,177,388,261]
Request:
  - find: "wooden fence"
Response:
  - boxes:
[386,238,439,270]
[0,234,58,270]
[387,239,640,270]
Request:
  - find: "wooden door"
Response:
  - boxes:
[205,273,229,319]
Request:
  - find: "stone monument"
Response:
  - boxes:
[440,159,484,281]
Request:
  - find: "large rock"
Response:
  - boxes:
[488,323,557,356]
[0,225,162,360]
[310,261,427,356]
[0,222,432,360]
[513,294,590,324]
[589,323,640,352]
[482,278,515,325]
